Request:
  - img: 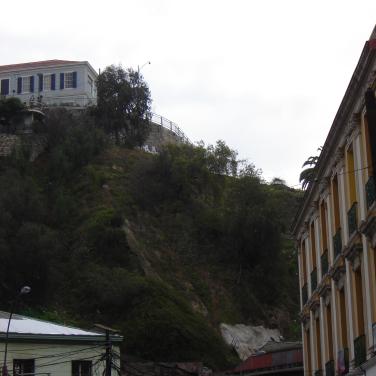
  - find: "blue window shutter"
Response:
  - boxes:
[30,76,34,92]
[38,74,43,92]
[73,71,77,88]
[60,73,64,89]
[51,74,56,90]
[17,77,22,93]
[1,79,9,95]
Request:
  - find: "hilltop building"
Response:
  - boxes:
[0,59,97,107]
[293,26,376,375]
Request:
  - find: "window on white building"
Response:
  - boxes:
[88,75,93,95]
[65,72,74,89]
[13,359,35,376]
[43,74,51,91]
[72,360,92,376]
[22,76,31,93]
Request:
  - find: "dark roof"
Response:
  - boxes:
[0,60,83,73]
[259,341,302,353]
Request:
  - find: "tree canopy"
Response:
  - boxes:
[95,65,152,147]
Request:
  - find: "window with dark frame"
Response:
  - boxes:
[13,359,35,376]
[72,360,92,376]
[65,72,74,89]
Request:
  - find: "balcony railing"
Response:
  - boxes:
[347,202,358,237]
[337,348,349,375]
[325,360,335,376]
[354,335,366,367]
[302,283,308,305]
[321,250,329,276]
[311,267,317,292]
[314,370,323,376]
[333,228,342,258]
[366,176,376,209]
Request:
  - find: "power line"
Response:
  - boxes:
[293,164,373,189]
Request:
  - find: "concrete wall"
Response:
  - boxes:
[0,341,120,376]
[143,122,189,152]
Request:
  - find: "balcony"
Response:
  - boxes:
[347,202,358,237]
[321,250,329,276]
[302,283,308,305]
[366,176,376,209]
[337,348,349,375]
[325,360,335,376]
[354,335,366,367]
[333,228,342,258]
[311,267,317,292]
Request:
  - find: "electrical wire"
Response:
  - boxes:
[291,164,373,189]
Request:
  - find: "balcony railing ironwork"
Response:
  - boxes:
[337,348,349,375]
[302,283,308,305]
[354,335,366,367]
[333,228,342,258]
[347,202,358,237]
[321,250,329,276]
[366,176,376,209]
[311,267,317,292]
[325,360,335,376]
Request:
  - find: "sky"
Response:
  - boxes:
[1,1,376,186]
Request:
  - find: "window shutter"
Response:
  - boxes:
[1,79,9,95]
[38,74,43,92]
[51,74,56,90]
[60,73,64,89]
[73,71,77,88]
[30,76,34,92]
[17,77,22,94]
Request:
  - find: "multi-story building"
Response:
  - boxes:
[293,26,376,375]
[0,60,97,107]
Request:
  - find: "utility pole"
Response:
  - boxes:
[94,324,118,376]
[105,328,112,376]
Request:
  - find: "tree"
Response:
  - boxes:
[299,148,322,190]
[0,97,25,132]
[95,65,152,147]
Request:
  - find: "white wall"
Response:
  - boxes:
[0,63,97,105]
[0,341,120,376]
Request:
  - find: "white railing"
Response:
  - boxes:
[150,113,191,144]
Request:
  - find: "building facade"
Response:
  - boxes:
[0,311,122,376]
[0,60,97,107]
[293,27,376,375]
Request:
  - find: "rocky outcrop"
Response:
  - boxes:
[220,323,281,360]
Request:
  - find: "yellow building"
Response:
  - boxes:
[293,26,376,376]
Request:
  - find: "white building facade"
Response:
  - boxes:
[0,311,122,376]
[0,60,97,107]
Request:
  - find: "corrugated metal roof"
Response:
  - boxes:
[0,311,104,337]
[0,60,83,73]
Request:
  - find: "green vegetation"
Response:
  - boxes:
[0,101,302,369]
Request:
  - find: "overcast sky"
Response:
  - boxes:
[1,1,376,186]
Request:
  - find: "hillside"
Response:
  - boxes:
[0,108,302,369]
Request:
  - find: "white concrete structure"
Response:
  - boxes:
[0,60,97,108]
[0,311,122,376]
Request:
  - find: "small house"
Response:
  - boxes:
[0,311,122,376]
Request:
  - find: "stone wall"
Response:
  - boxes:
[0,133,47,161]
[143,122,188,153]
